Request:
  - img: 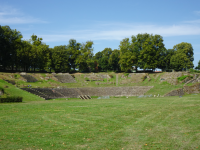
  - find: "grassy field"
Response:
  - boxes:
[1,95,200,149]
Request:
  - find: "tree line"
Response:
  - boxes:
[0,25,195,73]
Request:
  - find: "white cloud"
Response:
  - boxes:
[35,23,200,43]
[0,5,47,24]
[0,17,47,24]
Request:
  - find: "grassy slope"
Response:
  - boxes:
[0,79,44,102]
[0,95,200,149]
[138,73,185,96]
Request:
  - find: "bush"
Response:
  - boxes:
[14,74,20,79]
[189,68,200,73]
[124,73,129,78]
[0,96,23,103]
[177,75,192,81]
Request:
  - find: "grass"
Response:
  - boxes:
[0,79,44,101]
[0,95,200,149]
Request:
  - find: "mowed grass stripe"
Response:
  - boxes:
[0,95,200,149]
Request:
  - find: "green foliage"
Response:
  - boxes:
[139,34,166,69]
[124,73,129,77]
[14,74,20,79]
[0,25,23,70]
[51,45,70,72]
[119,33,166,72]
[108,49,120,71]
[68,39,81,70]
[170,42,194,71]
[119,38,135,72]
[76,41,94,72]
[0,25,196,73]
[158,49,175,70]
[94,48,114,72]
[0,96,23,103]
[190,68,200,73]
[195,60,200,70]
[177,75,191,81]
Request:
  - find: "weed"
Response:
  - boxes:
[177,75,192,81]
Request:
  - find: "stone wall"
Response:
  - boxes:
[164,83,200,97]
[77,86,153,96]
[54,74,76,83]
[21,75,38,82]
[183,83,200,94]
[21,86,153,99]
[164,88,184,97]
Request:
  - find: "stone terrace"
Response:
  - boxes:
[21,75,38,82]
[21,86,153,99]
[54,74,76,83]
[77,86,153,96]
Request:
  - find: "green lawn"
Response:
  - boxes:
[0,95,200,149]
[0,79,44,101]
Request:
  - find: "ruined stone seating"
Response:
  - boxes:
[54,75,76,83]
[79,95,91,99]
[54,88,79,98]
[21,75,38,82]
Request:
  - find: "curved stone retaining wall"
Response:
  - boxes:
[54,74,76,83]
[21,86,153,99]
[77,86,153,96]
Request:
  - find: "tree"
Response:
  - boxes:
[108,49,120,72]
[51,45,70,72]
[29,34,50,71]
[94,51,103,72]
[99,48,112,71]
[157,48,175,71]
[118,34,157,72]
[67,39,81,71]
[17,40,32,71]
[195,60,200,70]
[0,26,6,70]
[138,34,165,70]
[170,42,194,71]
[119,51,135,72]
[170,53,190,71]
[0,26,23,70]
[133,33,150,70]
[76,41,94,72]
[118,38,133,72]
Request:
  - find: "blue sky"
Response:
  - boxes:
[1,0,200,67]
